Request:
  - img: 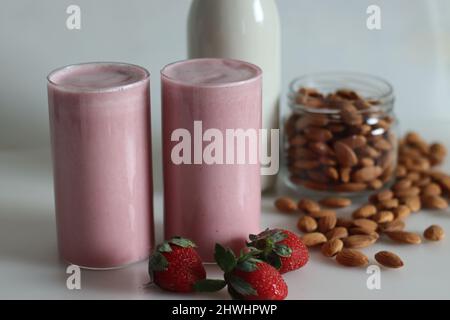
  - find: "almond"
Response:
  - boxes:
[352,166,383,182]
[352,204,377,219]
[336,249,369,267]
[395,187,421,198]
[340,167,351,183]
[343,235,377,249]
[274,197,297,213]
[422,195,448,210]
[309,142,334,156]
[297,215,318,233]
[336,218,354,228]
[318,215,337,233]
[376,190,394,202]
[319,197,352,208]
[321,239,344,257]
[377,198,399,210]
[379,219,405,233]
[340,135,367,149]
[304,127,333,142]
[369,179,383,190]
[340,104,363,126]
[393,179,412,191]
[373,138,392,151]
[334,141,358,167]
[301,232,327,247]
[333,183,367,192]
[348,227,379,237]
[386,231,422,244]
[424,225,445,241]
[372,210,394,224]
[297,198,321,214]
[308,210,336,219]
[421,183,442,197]
[402,196,422,212]
[375,251,404,268]
[325,227,349,240]
[324,167,339,180]
[352,219,378,231]
[393,205,411,220]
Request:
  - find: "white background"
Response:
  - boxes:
[1,0,450,299]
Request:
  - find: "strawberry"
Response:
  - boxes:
[195,244,288,300]
[247,228,309,274]
[148,237,206,293]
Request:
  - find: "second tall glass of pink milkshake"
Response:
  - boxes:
[161,58,262,261]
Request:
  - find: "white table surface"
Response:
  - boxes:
[1,130,450,300]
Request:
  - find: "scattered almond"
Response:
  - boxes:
[402,196,421,212]
[375,251,404,268]
[297,215,317,233]
[393,205,411,220]
[395,187,421,198]
[325,227,349,240]
[421,183,442,197]
[379,219,405,233]
[424,225,445,241]
[308,210,336,219]
[343,235,377,249]
[336,249,369,267]
[376,190,394,202]
[297,198,321,213]
[377,198,399,210]
[318,215,337,233]
[386,231,422,244]
[336,218,354,228]
[352,204,377,219]
[301,232,327,247]
[372,211,394,224]
[319,197,352,208]
[422,195,448,210]
[274,197,297,213]
[352,219,378,231]
[348,227,379,237]
[321,239,344,257]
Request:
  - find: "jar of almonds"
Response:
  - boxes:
[283,73,398,196]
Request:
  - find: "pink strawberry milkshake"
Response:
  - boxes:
[161,58,262,261]
[47,62,153,269]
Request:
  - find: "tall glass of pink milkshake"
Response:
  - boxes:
[161,58,262,261]
[47,62,154,269]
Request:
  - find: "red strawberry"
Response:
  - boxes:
[148,237,206,293]
[230,260,288,300]
[247,228,309,274]
[195,244,288,300]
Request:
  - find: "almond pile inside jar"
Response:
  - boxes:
[277,86,449,269]
[285,87,397,194]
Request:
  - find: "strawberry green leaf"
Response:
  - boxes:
[157,242,172,253]
[271,230,288,243]
[194,279,227,292]
[227,275,257,296]
[274,244,292,257]
[236,258,259,272]
[214,244,237,273]
[227,285,243,300]
[148,252,168,272]
[169,237,196,248]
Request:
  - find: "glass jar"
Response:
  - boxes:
[282,72,398,197]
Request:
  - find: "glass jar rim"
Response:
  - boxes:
[288,72,395,114]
